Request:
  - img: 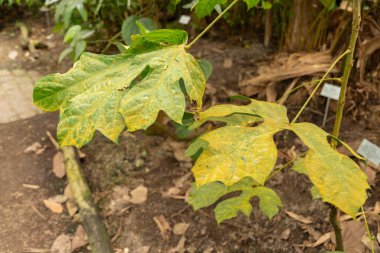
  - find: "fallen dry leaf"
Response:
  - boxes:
[53,151,66,178]
[280,228,291,240]
[165,139,191,162]
[285,210,313,224]
[43,199,64,214]
[24,142,45,154]
[340,220,366,253]
[129,185,148,204]
[203,246,213,253]
[162,173,192,199]
[153,215,171,240]
[135,246,150,253]
[173,223,190,235]
[66,200,78,217]
[169,236,186,253]
[22,184,40,190]
[47,194,68,204]
[51,233,72,253]
[77,149,86,159]
[223,58,233,69]
[312,232,331,247]
[71,225,87,251]
[300,224,322,241]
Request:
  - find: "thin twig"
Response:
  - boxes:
[290,50,350,124]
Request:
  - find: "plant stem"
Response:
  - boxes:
[329,204,343,251]
[185,0,240,50]
[331,0,361,147]
[329,1,361,251]
[361,206,375,253]
[290,50,350,124]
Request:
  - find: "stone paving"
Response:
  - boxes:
[0,69,42,124]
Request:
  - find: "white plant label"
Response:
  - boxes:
[179,15,191,25]
[320,83,341,100]
[357,139,380,166]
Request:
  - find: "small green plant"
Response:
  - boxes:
[33,0,373,252]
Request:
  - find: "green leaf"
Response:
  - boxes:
[310,186,322,199]
[290,123,369,217]
[197,59,213,80]
[188,177,282,223]
[188,181,228,210]
[261,0,272,9]
[194,0,225,18]
[58,47,73,63]
[291,158,307,175]
[74,40,86,61]
[243,0,260,10]
[122,17,156,45]
[168,0,182,13]
[33,29,206,147]
[64,25,81,43]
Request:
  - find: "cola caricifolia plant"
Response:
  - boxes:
[33,0,369,250]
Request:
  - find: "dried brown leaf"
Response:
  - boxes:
[71,225,87,251]
[285,210,313,224]
[43,199,64,213]
[66,200,78,217]
[153,215,171,240]
[340,220,366,253]
[53,151,66,178]
[223,58,233,69]
[22,184,40,190]
[173,223,190,235]
[24,142,45,154]
[51,233,72,253]
[280,228,291,240]
[135,246,150,253]
[129,185,148,204]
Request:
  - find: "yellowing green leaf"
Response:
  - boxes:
[192,123,280,187]
[290,123,369,217]
[191,99,288,128]
[33,29,205,147]
[188,177,281,223]
[191,99,288,186]
[291,158,307,175]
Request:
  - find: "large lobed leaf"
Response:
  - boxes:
[188,177,282,223]
[289,123,369,217]
[190,99,288,187]
[189,99,369,219]
[33,28,206,147]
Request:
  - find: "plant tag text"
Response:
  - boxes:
[357,139,380,166]
[179,15,191,25]
[320,83,341,100]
